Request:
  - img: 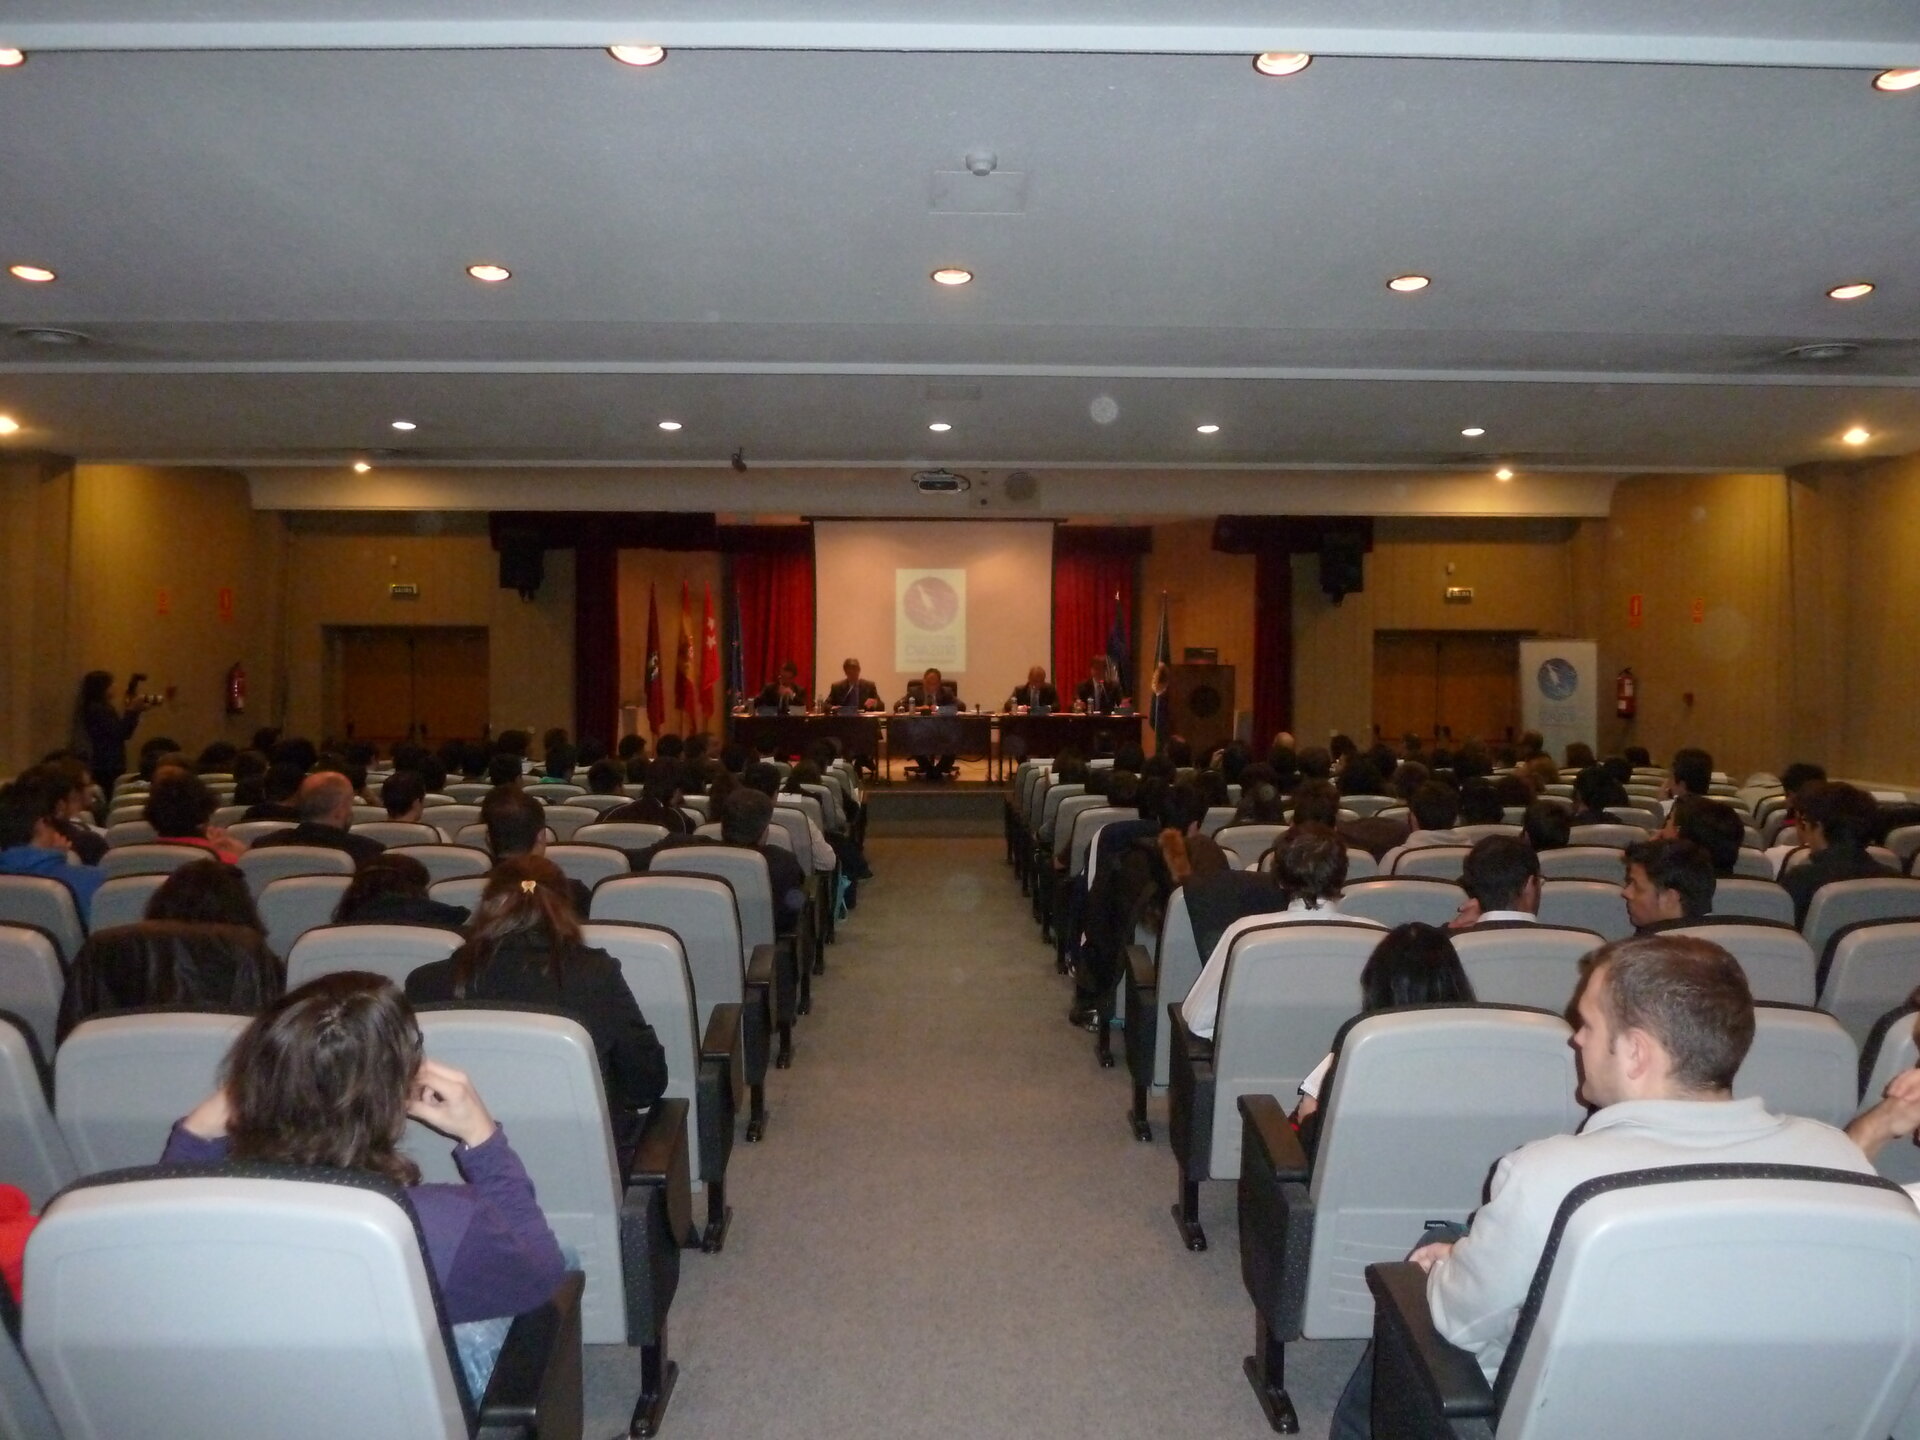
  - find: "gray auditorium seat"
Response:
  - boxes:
[650,844,804,1040]
[54,1010,247,1175]
[409,1005,687,1429]
[544,842,632,892]
[1535,846,1628,883]
[526,783,586,804]
[235,844,355,897]
[1167,921,1385,1248]
[1124,887,1206,1140]
[573,821,669,852]
[25,1167,585,1440]
[1366,1167,1920,1440]
[1567,822,1647,849]
[225,819,295,848]
[257,873,353,960]
[592,872,776,1138]
[424,804,483,841]
[1731,848,1777,880]
[1238,1006,1584,1432]
[1392,846,1471,880]
[1805,878,1920,979]
[1710,875,1795,924]
[0,924,63,1058]
[97,842,203,880]
[1450,926,1601,1015]
[104,820,157,848]
[0,875,86,965]
[1215,824,1286,871]
[1338,877,1463,930]
[1343,849,1380,881]
[285,923,463,991]
[1732,1004,1858,1126]
[1861,1004,1920,1186]
[572,793,630,816]
[1537,879,1633,942]
[442,783,493,803]
[1199,805,1238,838]
[1820,920,1920,1047]
[386,843,491,884]
[0,1011,75,1208]
[1666,920,1817,1005]
[87,872,168,933]
[351,820,444,848]
[428,875,487,914]
[693,819,793,853]
[1342,795,1399,818]
[535,804,598,842]
[1069,806,1133,879]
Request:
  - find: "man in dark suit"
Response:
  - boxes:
[825,657,884,712]
[1008,665,1059,712]
[249,771,385,865]
[1074,655,1121,714]
[897,668,959,779]
[754,661,806,713]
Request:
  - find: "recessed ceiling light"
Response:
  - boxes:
[1387,274,1431,293]
[657,420,682,431]
[931,267,973,286]
[352,461,372,473]
[608,44,666,67]
[1873,68,1920,92]
[390,419,417,431]
[1252,51,1312,77]
[928,422,952,432]
[1828,281,1875,301]
[1844,427,1873,445]
[8,264,54,283]
[1495,467,1515,481]
[0,416,19,435]
[466,263,511,283]
[1196,424,1220,434]
[0,49,24,68]
[1461,426,1486,438]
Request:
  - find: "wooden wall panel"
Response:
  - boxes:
[1370,518,1577,633]
[1290,553,1375,749]
[1830,453,1920,784]
[0,459,77,773]
[1142,520,1256,704]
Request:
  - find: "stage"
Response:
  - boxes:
[861,766,1006,836]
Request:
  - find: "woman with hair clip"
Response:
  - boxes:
[163,971,567,1393]
[405,855,669,1121]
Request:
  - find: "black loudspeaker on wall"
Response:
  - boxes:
[497,531,545,599]
[1317,532,1366,603]
[1166,664,1236,757]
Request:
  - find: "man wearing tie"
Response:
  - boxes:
[898,667,959,779]
[1075,655,1120,714]
[754,661,806,713]
[1009,665,1059,712]
[825,657,884,712]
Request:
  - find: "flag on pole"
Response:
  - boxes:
[725,586,746,709]
[644,584,665,736]
[1149,590,1172,742]
[1104,589,1130,699]
[674,580,697,723]
[698,582,719,721]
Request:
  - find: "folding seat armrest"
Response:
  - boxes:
[1365,1261,1496,1439]
[746,942,776,990]
[625,1096,693,1246]
[1238,1093,1309,1183]
[701,1001,747,1118]
[476,1269,585,1440]
[1167,1006,1215,1174]
[1126,941,1156,992]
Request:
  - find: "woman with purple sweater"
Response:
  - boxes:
[162,971,566,1391]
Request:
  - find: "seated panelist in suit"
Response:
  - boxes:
[754,661,806,713]
[1008,665,1059,713]
[1074,655,1123,715]
[897,667,959,779]
[825,657,884,712]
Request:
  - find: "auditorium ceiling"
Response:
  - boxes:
[1,1,1918,513]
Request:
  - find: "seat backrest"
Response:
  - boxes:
[1886,825,1920,865]
[1342,848,1380,881]
[1199,805,1237,838]
[1451,926,1602,1016]
[97,843,202,880]
[571,793,628,815]
[1051,795,1104,860]
[1666,920,1817,1005]
[442,783,493,803]
[1820,920,1920,1048]
[104,820,157,848]
[580,921,706,1190]
[384,843,491,884]
[694,819,793,854]
[573,821,668,852]
[590,874,744,1029]
[1341,795,1398,818]
[427,875,486,913]
[1338,877,1462,930]
[543,843,632,891]
[536,804,598,842]
[1536,846,1628,884]
[87,872,168,932]
[350,821,443,849]
[1149,888,1204,1091]
[225,819,295,849]
[1491,1168,1920,1440]
[1069,806,1132,878]
[1731,1004,1858,1126]
[1860,1005,1920,1185]
[1209,922,1386,1177]
[423,804,482,841]
[0,875,85,965]
[1039,783,1086,838]
[0,1010,75,1207]
[1307,1006,1583,1336]
[235,845,355,897]
[27,1169,471,1440]
[285,923,463,992]
[0,924,63,1058]
[1392,846,1471,880]
[1536,879,1634,942]
[55,1010,248,1174]
[1805,878,1920,970]
[680,796,711,821]
[1730,848,1777,880]
[650,846,776,951]
[1566,823,1647,849]
[210,804,249,830]
[1710,875,1795,924]
[526,784,586,804]
[1214,823,1285,871]
[257,874,353,959]
[762,807,814,869]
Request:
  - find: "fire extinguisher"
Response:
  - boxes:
[1615,668,1637,720]
[226,662,247,715]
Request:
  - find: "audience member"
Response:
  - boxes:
[145,771,241,861]
[30,756,107,864]
[540,742,578,783]
[486,753,523,787]
[1452,836,1541,929]
[1622,837,1715,933]
[0,776,105,913]
[1520,800,1570,853]
[1663,746,1713,815]
[248,772,385,865]
[1378,783,1467,872]
[602,759,693,834]
[333,853,469,928]
[1665,794,1745,875]
[1782,780,1899,928]
[241,760,306,822]
[1457,778,1505,826]
[1570,764,1628,825]
[144,858,263,933]
[584,759,624,797]
[380,769,428,823]
[72,670,157,793]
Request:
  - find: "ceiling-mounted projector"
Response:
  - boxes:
[913,469,971,493]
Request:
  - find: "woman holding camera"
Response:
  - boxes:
[72,670,159,796]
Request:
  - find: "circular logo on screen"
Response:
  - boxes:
[902,576,960,631]
[1536,658,1580,702]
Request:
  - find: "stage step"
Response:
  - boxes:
[865,785,1004,836]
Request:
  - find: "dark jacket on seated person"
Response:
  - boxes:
[644,831,808,934]
[601,794,693,834]
[58,920,284,1043]
[1182,868,1290,967]
[1784,843,1901,929]
[338,892,471,930]
[249,820,386,866]
[405,934,670,1112]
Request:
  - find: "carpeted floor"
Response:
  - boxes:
[581,835,1362,1439]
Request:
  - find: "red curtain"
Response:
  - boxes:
[733,544,816,701]
[573,540,620,747]
[1052,536,1139,701]
[1252,549,1294,752]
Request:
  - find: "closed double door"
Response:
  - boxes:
[331,627,489,748]
[1373,631,1520,748]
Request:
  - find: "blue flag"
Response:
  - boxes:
[1148,591,1171,739]
[1105,590,1130,699]
[725,588,746,708]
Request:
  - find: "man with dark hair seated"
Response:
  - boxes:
[1288,779,1341,830]
[250,772,385,865]
[616,733,646,764]
[0,773,106,912]
[1521,799,1570,853]
[1457,777,1504,826]
[486,753,523,787]
[479,783,590,914]
[1622,836,1716,934]
[1665,794,1744,875]
[145,771,240,861]
[541,743,578,783]
[241,760,305,822]
[1451,835,1541,929]
[1662,745,1714,816]
[29,756,108,865]
[381,769,428,823]
[604,758,693,834]
[1378,782,1468,872]
[1783,780,1899,928]
[584,759,624,797]
[1570,763,1628,825]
